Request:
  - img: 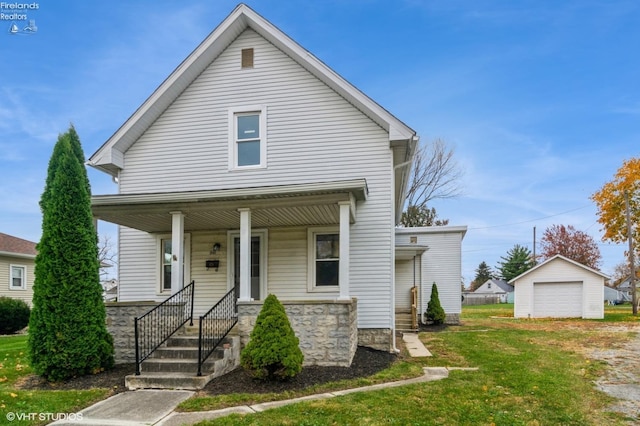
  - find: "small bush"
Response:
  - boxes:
[241,294,304,381]
[425,282,446,325]
[0,297,30,334]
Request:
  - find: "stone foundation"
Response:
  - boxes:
[357,328,392,351]
[105,301,158,364]
[237,298,358,367]
[445,313,460,325]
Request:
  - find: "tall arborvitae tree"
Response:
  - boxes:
[29,128,114,381]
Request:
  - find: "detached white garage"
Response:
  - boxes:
[510,255,608,319]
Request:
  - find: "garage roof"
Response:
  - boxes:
[508,254,609,284]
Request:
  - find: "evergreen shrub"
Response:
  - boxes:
[28,127,114,381]
[425,282,446,325]
[0,297,30,334]
[240,294,304,381]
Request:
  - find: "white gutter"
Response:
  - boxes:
[0,251,36,259]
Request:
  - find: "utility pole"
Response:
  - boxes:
[533,226,537,264]
[625,191,637,316]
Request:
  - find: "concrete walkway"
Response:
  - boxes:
[52,335,448,425]
[402,333,432,357]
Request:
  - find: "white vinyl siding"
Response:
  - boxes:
[0,256,35,306]
[395,258,420,311]
[190,231,230,316]
[118,227,161,302]
[395,228,465,319]
[115,29,395,329]
[513,257,605,319]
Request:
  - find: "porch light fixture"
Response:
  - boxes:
[211,243,221,254]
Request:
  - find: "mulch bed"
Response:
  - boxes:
[17,347,397,396]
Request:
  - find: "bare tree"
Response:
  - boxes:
[98,234,117,280]
[405,139,463,209]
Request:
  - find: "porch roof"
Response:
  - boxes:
[395,244,429,260]
[92,179,367,233]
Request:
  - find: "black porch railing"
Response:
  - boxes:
[134,280,195,375]
[197,286,237,376]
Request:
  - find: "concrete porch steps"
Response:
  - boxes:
[125,329,240,391]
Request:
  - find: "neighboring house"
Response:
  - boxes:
[617,275,639,302]
[474,279,514,303]
[603,285,625,305]
[511,254,608,319]
[87,4,463,369]
[102,279,118,302]
[395,226,467,326]
[0,233,37,306]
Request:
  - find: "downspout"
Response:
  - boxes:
[391,135,418,353]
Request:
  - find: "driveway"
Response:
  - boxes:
[586,324,640,422]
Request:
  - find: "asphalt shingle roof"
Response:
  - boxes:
[0,233,37,256]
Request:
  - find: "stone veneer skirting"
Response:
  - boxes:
[105,301,159,364]
[445,313,460,325]
[237,298,358,367]
[106,298,397,366]
[357,328,392,352]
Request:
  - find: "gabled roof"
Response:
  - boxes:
[88,3,417,178]
[483,279,513,293]
[508,254,609,284]
[0,233,37,258]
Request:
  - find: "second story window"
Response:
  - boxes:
[229,106,267,169]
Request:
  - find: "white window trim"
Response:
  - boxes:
[307,226,340,293]
[228,105,267,170]
[156,233,191,295]
[9,264,26,290]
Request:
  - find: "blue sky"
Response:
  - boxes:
[1,1,638,283]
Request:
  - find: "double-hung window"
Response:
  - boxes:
[229,106,266,169]
[308,228,339,291]
[10,265,26,290]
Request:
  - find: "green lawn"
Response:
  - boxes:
[190,304,638,425]
[2,304,639,425]
[0,335,110,426]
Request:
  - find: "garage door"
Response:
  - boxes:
[533,282,583,318]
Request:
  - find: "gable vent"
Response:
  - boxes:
[241,48,254,68]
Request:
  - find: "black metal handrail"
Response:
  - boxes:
[197,287,237,376]
[134,280,195,375]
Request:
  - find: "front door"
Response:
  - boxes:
[233,235,262,301]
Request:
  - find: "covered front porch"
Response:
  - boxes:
[95,180,368,371]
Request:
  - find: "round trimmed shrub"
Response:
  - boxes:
[241,294,304,381]
[0,297,30,334]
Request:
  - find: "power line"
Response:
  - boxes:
[467,205,592,231]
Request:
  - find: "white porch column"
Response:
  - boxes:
[338,201,351,300]
[170,211,185,295]
[238,208,252,302]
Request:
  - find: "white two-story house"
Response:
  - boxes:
[88,5,464,379]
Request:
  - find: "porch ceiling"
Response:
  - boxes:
[92,179,367,233]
